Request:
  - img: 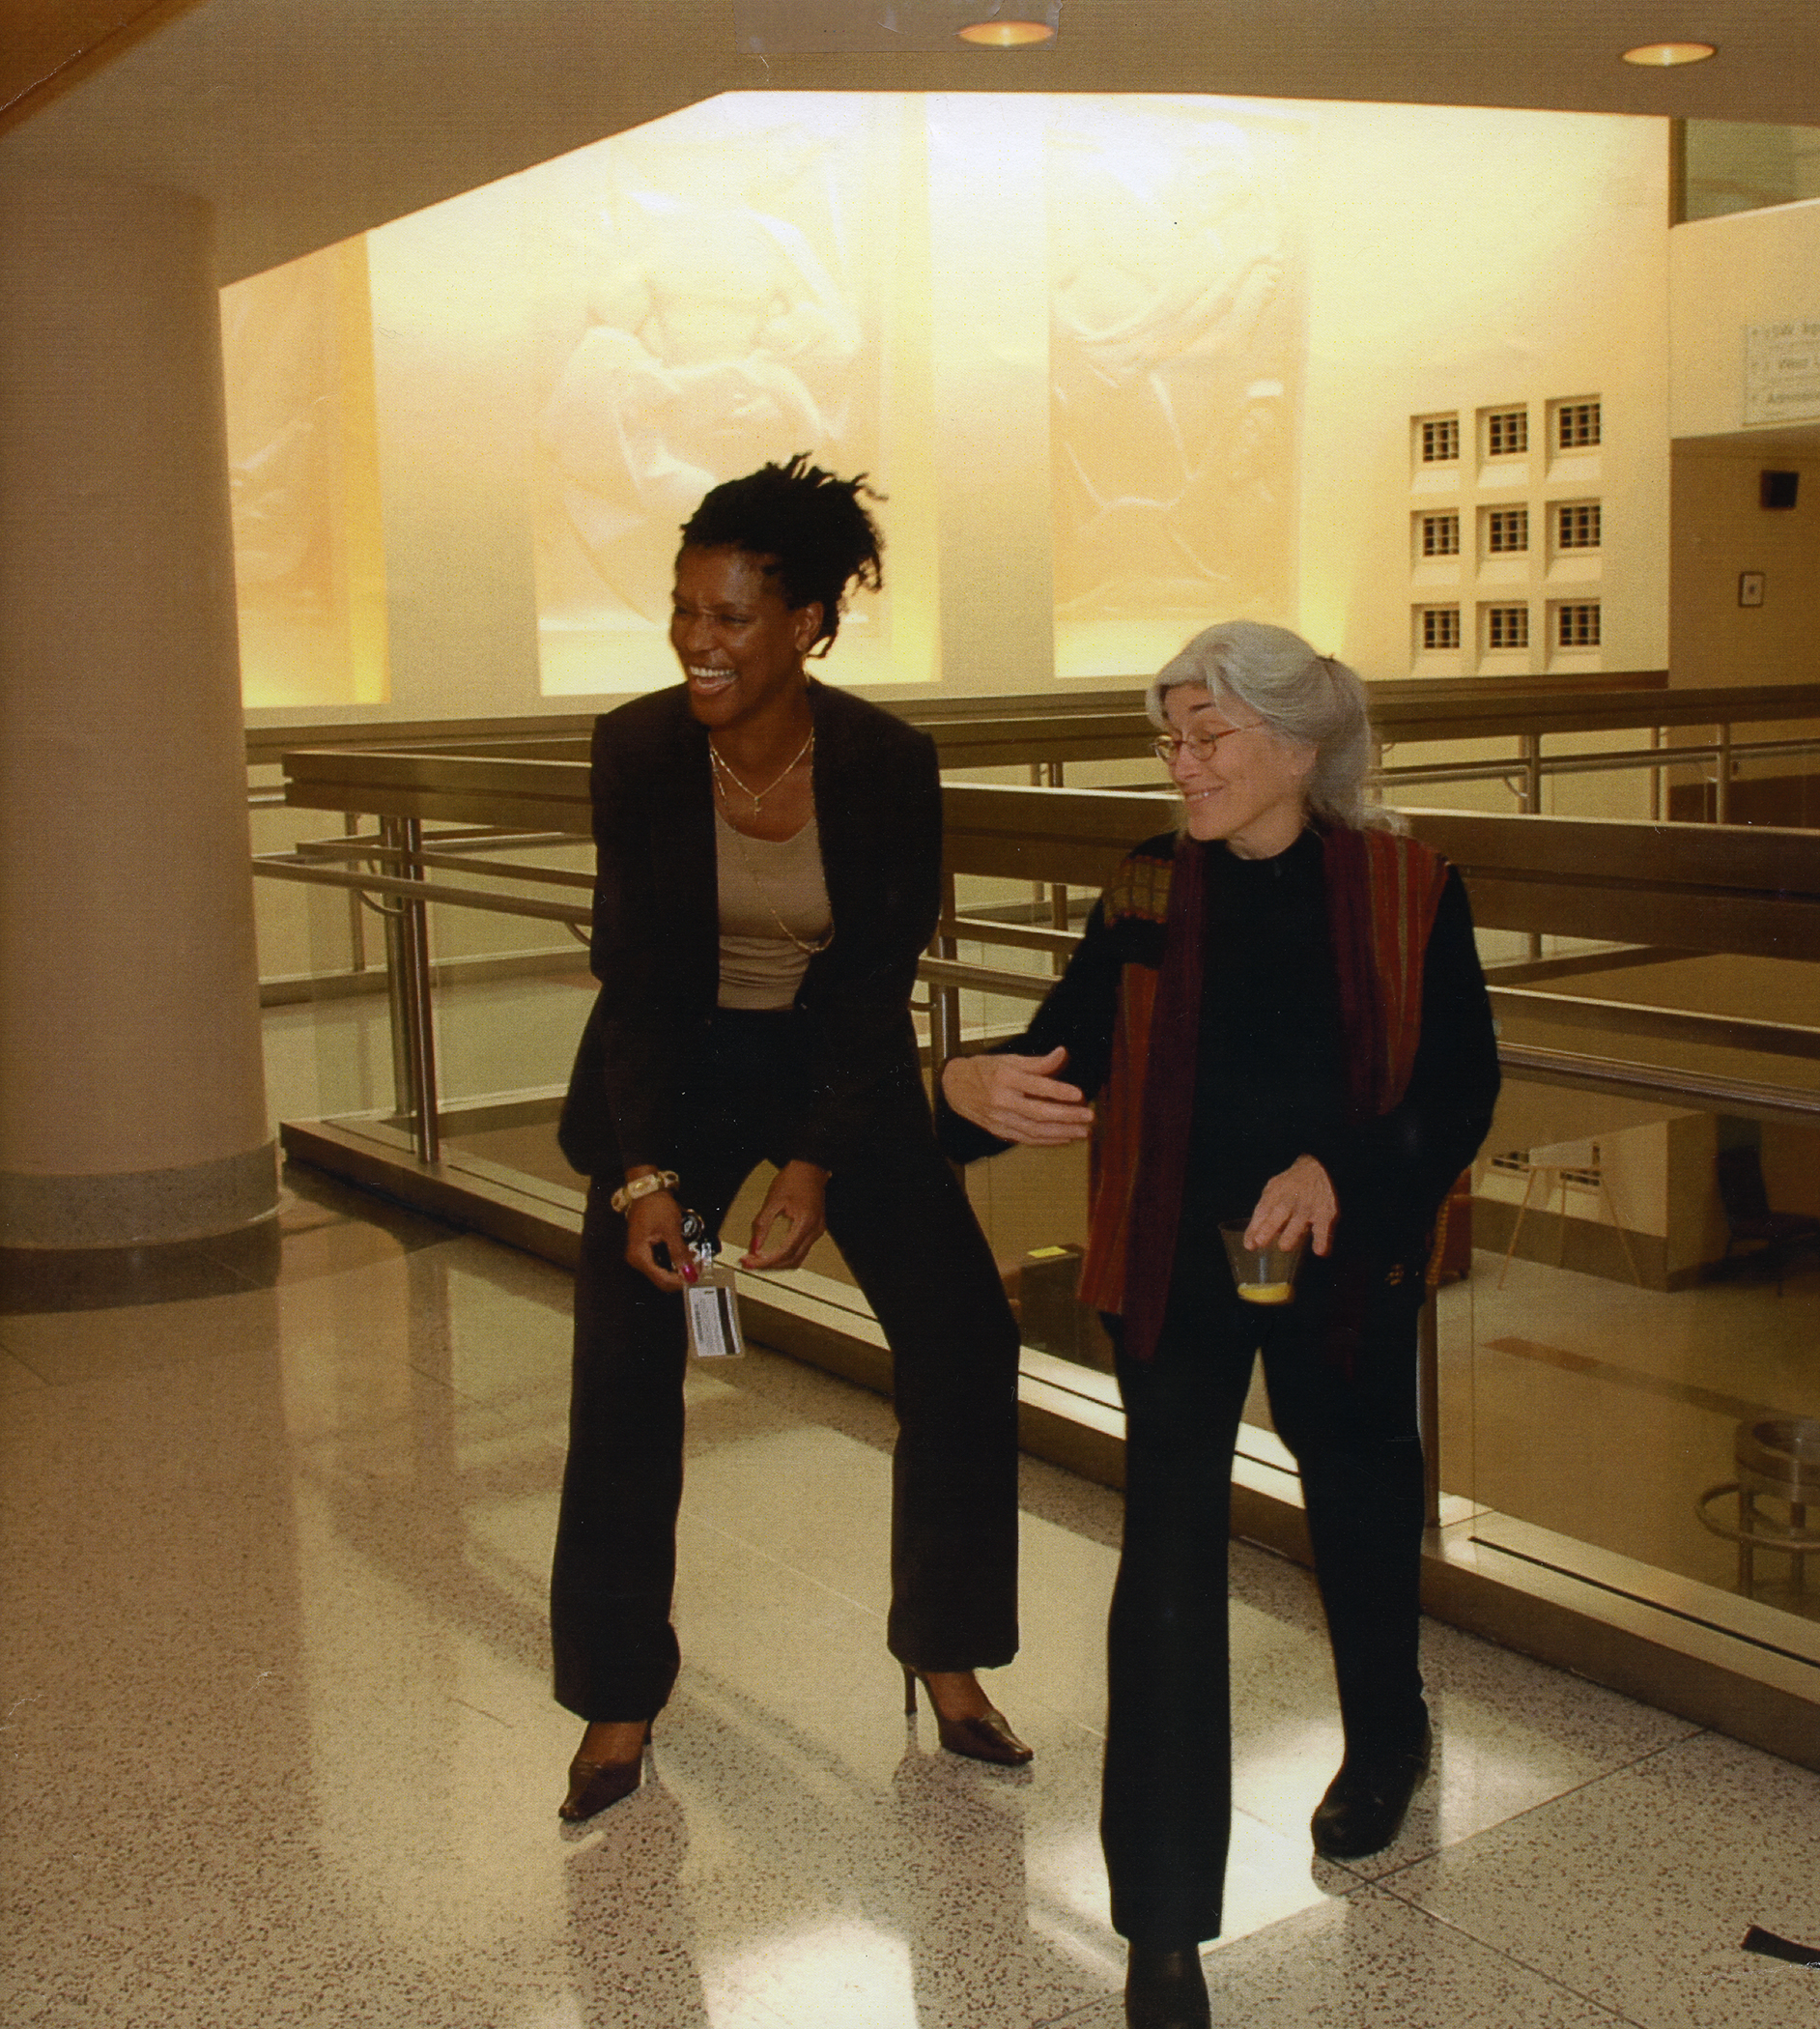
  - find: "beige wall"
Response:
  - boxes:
[1669,198,1820,442]
[1668,198,1820,689]
[222,242,389,708]
[1671,449,1820,687]
[1298,103,1669,684]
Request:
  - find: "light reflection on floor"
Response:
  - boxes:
[5,1169,1820,2026]
[131,971,1820,2022]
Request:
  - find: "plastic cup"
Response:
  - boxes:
[1219,1220,1303,1306]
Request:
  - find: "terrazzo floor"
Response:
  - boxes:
[4,1170,1818,2028]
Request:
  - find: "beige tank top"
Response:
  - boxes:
[715,807,835,1010]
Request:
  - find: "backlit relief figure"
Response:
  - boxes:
[222,261,337,618]
[1049,115,1300,629]
[539,188,863,623]
[219,244,388,707]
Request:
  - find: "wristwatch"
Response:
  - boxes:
[609,1169,679,1215]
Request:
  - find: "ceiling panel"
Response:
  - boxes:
[1,0,1815,282]
[0,0,203,126]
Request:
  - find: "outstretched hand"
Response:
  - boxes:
[941,1046,1095,1146]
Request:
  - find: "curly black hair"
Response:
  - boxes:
[678,453,884,654]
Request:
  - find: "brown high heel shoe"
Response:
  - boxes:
[557,1721,653,1822]
[903,1667,1033,1766]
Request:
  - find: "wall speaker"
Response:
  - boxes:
[1761,470,1800,509]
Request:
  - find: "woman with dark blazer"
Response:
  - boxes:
[551,456,1029,1822]
[940,622,1499,2029]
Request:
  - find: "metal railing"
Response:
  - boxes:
[256,765,1820,1547]
[249,674,1820,814]
[247,676,1820,1007]
[256,756,1820,1149]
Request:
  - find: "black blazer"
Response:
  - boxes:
[557,680,943,1181]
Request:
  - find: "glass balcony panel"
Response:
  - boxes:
[1465,1083,1820,1649]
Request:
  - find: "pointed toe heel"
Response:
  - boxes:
[557,1721,653,1823]
[903,1667,1034,1767]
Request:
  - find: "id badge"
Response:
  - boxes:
[679,1208,744,1360]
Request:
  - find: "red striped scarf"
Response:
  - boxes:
[1077,825,1448,1360]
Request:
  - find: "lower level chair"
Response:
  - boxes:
[1714,1145,1820,1296]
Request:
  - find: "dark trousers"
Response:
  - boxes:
[1100,1245,1428,1945]
[550,1012,1022,1721]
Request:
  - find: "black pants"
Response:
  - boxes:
[550,1011,1023,1721]
[1100,1243,1428,1945]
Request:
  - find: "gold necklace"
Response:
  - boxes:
[716,809,835,956]
[707,725,814,812]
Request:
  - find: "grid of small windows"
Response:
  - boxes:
[1487,409,1528,456]
[1557,401,1601,448]
[1557,502,1602,550]
[1421,417,1460,464]
[1405,399,1613,673]
[1487,507,1529,554]
[1487,606,1529,650]
[1556,602,1601,647]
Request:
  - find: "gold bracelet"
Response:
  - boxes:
[609,1169,679,1215]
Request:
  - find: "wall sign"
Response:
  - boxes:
[1745,321,1820,426]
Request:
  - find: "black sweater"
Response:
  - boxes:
[558,682,944,1181]
[939,827,1500,1264]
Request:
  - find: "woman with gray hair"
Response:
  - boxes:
[940,621,1499,2029]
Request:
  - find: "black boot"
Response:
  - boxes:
[1310,1717,1433,1860]
[1124,1941,1211,2029]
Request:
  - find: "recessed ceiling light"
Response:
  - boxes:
[957,18,1056,44]
[1620,41,1718,66]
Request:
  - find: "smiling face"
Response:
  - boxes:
[1162,683,1316,857]
[670,545,822,731]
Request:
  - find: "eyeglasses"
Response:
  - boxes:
[1151,724,1260,765]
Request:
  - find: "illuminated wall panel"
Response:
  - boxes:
[222,94,1670,715]
[1048,100,1307,678]
[220,241,389,707]
[527,95,921,695]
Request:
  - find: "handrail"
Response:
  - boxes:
[294,837,594,890]
[1496,1043,1820,1128]
[253,853,591,928]
[273,752,1820,959]
[254,741,1820,1742]
[263,680,1820,836]
[922,679,1820,769]
[242,670,1668,761]
[251,674,1820,769]
[246,712,600,764]
[1486,986,1820,1063]
[259,778,1820,1071]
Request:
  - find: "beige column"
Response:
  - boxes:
[0,176,275,1247]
